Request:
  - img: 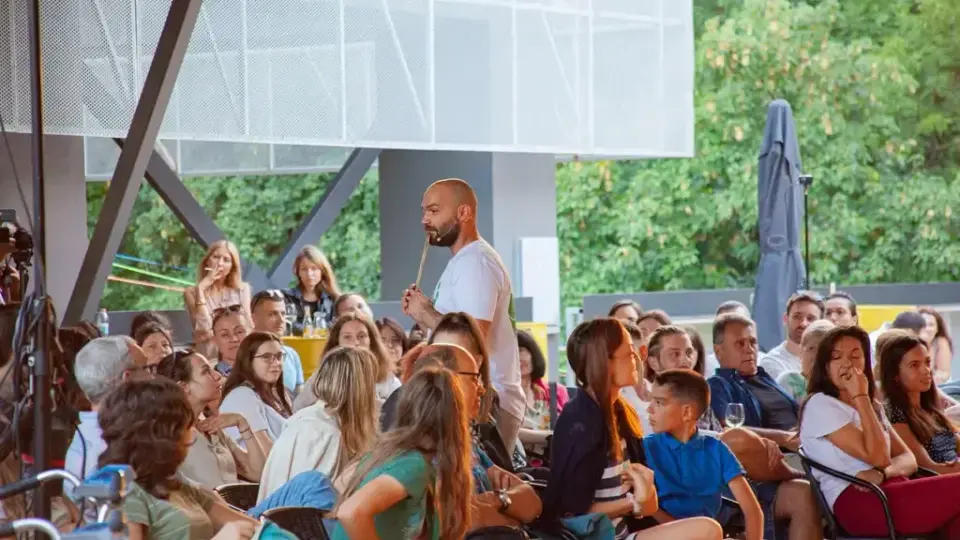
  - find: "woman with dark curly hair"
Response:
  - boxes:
[97,378,258,540]
[220,332,293,453]
[134,321,174,366]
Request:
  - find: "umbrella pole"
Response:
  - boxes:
[800,174,813,287]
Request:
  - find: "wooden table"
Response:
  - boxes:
[281,335,329,379]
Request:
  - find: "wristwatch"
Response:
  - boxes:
[495,489,512,513]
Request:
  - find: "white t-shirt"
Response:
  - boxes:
[759,342,801,380]
[220,386,287,446]
[799,392,890,509]
[619,387,653,436]
[434,239,525,421]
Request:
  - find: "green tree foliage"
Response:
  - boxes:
[89,0,960,313]
[90,173,381,311]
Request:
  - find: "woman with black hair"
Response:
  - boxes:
[799,326,960,537]
[517,330,568,459]
[878,330,960,474]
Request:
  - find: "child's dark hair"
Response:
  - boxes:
[654,369,710,417]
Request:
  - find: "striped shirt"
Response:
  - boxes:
[594,439,633,539]
[123,477,215,540]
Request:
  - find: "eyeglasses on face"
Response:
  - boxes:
[456,370,483,386]
[254,352,284,364]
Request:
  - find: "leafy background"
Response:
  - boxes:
[90,0,960,313]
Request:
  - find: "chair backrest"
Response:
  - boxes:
[262,506,331,540]
[797,451,844,538]
[214,483,260,512]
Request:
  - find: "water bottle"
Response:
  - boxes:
[303,306,314,338]
[96,309,110,336]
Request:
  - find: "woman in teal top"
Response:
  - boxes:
[333,367,473,540]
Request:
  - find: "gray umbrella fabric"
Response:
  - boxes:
[751,99,807,353]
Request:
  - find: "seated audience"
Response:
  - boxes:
[259,346,379,502]
[295,312,401,410]
[919,307,953,383]
[870,310,927,357]
[800,326,960,538]
[129,310,173,339]
[65,336,148,496]
[210,305,251,377]
[334,292,374,321]
[283,245,341,331]
[620,322,653,430]
[134,322,173,366]
[824,291,859,327]
[544,318,722,539]
[98,378,258,540]
[705,301,752,375]
[637,309,671,341]
[251,290,305,396]
[414,344,543,532]
[778,319,835,401]
[709,314,799,446]
[709,314,822,540]
[376,316,409,376]
[644,369,763,539]
[517,329,568,459]
[684,326,710,377]
[220,332,292,451]
[609,299,644,326]
[407,323,428,348]
[183,240,252,359]
[332,367,472,540]
[646,326,722,431]
[878,331,960,474]
[760,291,824,380]
[155,349,266,488]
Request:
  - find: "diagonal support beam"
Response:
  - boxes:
[65,0,203,324]
[268,148,380,285]
[123,139,275,292]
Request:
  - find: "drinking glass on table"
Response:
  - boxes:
[285,303,298,336]
[725,403,745,429]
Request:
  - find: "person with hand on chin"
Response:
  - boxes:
[401,178,526,455]
[800,326,960,538]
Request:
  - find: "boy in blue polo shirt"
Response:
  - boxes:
[643,369,764,540]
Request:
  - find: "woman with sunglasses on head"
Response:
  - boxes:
[878,330,960,475]
[294,312,401,411]
[155,349,267,489]
[799,326,960,538]
[220,332,293,454]
[184,240,252,358]
[283,245,341,333]
[98,378,260,540]
[135,321,174,366]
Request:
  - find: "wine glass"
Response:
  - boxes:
[725,403,746,429]
[285,303,298,336]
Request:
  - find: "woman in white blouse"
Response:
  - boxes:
[220,332,293,454]
[294,313,401,411]
[259,346,379,502]
[799,326,960,538]
[155,349,266,488]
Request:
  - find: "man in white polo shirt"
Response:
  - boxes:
[402,178,525,454]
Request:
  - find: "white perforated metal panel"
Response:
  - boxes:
[1,0,694,160]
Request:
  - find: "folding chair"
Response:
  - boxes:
[214,482,260,512]
[262,506,332,540]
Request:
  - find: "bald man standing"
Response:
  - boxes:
[402,178,525,454]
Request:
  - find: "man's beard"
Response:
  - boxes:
[428,222,460,247]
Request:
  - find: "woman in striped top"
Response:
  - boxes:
[543,318,722,540]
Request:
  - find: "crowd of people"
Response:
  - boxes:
[3,178,960,540]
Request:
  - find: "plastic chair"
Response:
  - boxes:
[262,506,332,540]
[797,448,936,540]
[214,482,260,512]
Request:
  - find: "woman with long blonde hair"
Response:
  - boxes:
[258,346,380,501]
[183,240,251,357]
[332,367,473,540]
[294,312,401,410]
[284,245,341,331]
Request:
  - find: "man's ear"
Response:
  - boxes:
[637,343,648,362]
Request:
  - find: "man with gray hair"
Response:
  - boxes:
[64,336,147,493]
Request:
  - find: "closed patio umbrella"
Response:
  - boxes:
[752,99,807,352]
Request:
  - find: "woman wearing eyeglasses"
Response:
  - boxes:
[184,240,252,359]
[220,332,293,454]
